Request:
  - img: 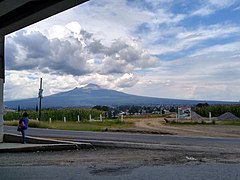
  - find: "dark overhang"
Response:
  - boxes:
[0,0,89,36]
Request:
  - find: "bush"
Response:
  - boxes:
[194,104,240,118]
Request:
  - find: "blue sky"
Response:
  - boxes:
[4,0,240,101]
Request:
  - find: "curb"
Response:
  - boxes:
[0,144,81,153]
[1,133,93,153]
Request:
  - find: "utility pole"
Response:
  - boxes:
[38,78,43,121]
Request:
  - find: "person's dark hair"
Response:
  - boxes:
[23,112,28,117]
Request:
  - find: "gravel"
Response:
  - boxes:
[217,112,240,121]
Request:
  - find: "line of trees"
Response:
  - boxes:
[5,104,240,121]
[4,108,104,121]
[194,104,240,117]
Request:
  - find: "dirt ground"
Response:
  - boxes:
[1,147,240,168]
[116,117,240,138]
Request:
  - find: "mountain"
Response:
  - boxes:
[4,84,238,109]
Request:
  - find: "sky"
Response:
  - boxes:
[4,0,240,101]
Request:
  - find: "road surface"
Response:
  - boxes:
[1,163,240,180]
[4,125,240,151]
[2,126,240,179]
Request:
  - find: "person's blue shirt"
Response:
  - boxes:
[19,117,28,130]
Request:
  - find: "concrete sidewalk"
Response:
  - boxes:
[0,133,93,153]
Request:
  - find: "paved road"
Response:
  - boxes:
[3,126,240,179]
[1,163,240,180]
[4,126,240,150]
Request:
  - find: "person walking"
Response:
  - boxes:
[17,112,29,144]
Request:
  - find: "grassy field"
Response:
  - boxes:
[4,116,240,133]
[4,119,134,131]
[217,120,240,126]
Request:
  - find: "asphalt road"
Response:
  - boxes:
[3,126,240,179]
[1,163,240,180]
[4,125,240,150]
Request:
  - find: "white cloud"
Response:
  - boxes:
[233,5,240,11]
[190,42,240,57]
[4,71,141,101]
[6,26,158,77]
[4,0,240,102]
[191,0,237,16]
[115,73,139,88]
[65,22,82,36]
[123,39,240,101]
[147,23,240,55]
[5,20,159,100]
[209,0,236,8]
[5,71,39,101]
[192,7,214,17]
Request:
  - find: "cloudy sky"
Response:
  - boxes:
[4,0,240,101]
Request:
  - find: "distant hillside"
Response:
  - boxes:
[4,83,238,109]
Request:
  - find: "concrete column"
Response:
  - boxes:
[0,36,4,142]
[0,78,3,142]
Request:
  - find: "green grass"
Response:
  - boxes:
[4,120,46,128]
[5,118,240,132]
[217,120,240,126]
[4,119,134,131]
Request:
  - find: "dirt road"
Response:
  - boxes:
[121,117,240,138]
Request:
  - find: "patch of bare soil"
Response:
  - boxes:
[111,118,240,138]
[1,147,240,167]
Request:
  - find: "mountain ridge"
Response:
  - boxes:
[4,84,238,109]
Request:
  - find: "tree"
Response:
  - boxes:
[17,105,21,112]
[196,103,209,108]
[92,105,109,111]
[169,106,177,112]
